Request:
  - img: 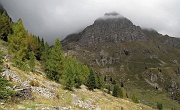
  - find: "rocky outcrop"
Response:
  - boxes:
[14,86,33,100]
[42,106,71,110]
[150,73,158,82]
[71,93,101,110]
[79,13,146,47]
[32,87,55,99]
[62,12,146,48]
[1,69,22,83]
[164,37,180,48]
[1,69,57,99]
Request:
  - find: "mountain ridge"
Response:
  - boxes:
[62,12,180,109]
[62,12,147,47]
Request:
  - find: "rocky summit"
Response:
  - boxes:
[63,12,146,47]
[62,12,180,109]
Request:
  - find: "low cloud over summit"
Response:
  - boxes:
[0,0,180,44]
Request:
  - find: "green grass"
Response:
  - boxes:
[126,78,180,110]
[0,39,8,55]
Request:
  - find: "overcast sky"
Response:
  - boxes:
[0,0,180,44]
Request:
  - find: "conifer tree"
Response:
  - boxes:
[41,37,44,47]
[96,75,105,89]
[45,38,64,82]
[33,36,44,60]
[157,102,163,110]
[27,34,36,53]
[41,42,50,68]
[63,56,90,90]
[73,59,82,88]
[87,69,96,91]
[29,52,36,72]
[0,12,12,41]
[112,84,126,98]
[112,84,120,97]
[8,19,28,61]
[132,94,139,103]
[63,57,75,90]
[80,65,90,85]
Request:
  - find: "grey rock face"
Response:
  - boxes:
[164,37,180,48]
[150,73,158,82]
[14,86,33,100]
[78,16,146,47]
[31,87,55,99]
[71,94,100,110]
[62,13,147,48]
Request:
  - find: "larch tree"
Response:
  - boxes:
[87,69,96,91]
[41,42,50,69]
[112,84,120,97]
[0,12,12,41]
[8,19,28,61]
[29,52,36,72]
[63,56,90,90]
[45,38,64,82]
[63,57,75,90]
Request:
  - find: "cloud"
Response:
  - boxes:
[0,0,180,44]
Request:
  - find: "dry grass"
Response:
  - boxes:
[73,88,155,110]
[4,60,155,110]
[5,87,154,110]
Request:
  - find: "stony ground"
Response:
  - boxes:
[0,66,155,110]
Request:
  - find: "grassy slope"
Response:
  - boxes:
[63,39,180,110]
[0,65,155,110]
[0,39,155,110]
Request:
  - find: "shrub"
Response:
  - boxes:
[157,102,163,110]
[112,84,120,97]
[112,84,126,98]
[56,94,60,99]
[171,107,176,110]
[0,77,15,100]
[29,80,40,87]
[132,94,139,103]
[107,85,111,94]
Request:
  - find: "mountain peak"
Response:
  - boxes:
[63,12,146,47]
[97,12,125,20]
[104,12,120,16]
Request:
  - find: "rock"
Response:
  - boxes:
[171,81,178,89]
[62,12,147,48]
[150,73,158,82]
[164,37,180,48]
[71,94,99,110]
[42,107,51,110]
[31,87,55,99]
[14,86,33,100]
[17,105,25,110]
[1,69,22,83]
[95,106,101,110]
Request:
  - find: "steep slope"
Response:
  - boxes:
[62,12,180,109]
[62,12,146,47]
[0,39,155,110]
